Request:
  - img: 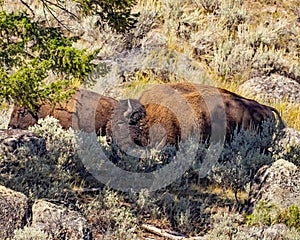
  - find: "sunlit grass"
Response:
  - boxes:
[274,102,300,131]
[121,70,170,99]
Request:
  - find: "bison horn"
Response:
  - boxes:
[123,99,133,119]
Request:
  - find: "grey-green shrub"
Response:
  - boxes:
[205,212,246,240]
[204,210,300,240]
[217,0,247,30]
[0,117,80,200]
[28,117,89,181]
[211,40,254,78]
[29,116,75,154]
[84,189,139,240]
[209,120,276,201]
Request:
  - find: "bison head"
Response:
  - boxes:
[108,99,148,150]
[8,106,38,130]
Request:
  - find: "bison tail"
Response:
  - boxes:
[269,106,286,130]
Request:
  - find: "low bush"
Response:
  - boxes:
[247,201,300,231]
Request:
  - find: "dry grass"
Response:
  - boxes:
[275,102,300,131]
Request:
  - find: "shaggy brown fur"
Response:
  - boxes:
[8,89,117,135]
[107,87,195,150]
[167,82,284,141]
[109,82,284,149]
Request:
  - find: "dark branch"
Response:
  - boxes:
[41,0,79,20]
[40,0,71,31]
[20,0,35,16]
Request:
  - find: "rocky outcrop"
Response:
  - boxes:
[276,127,300,147]
[0,185,92,239]
[246,159,300,213]
[239,74,300,103]
[244,223,300,239]
[0,129,92,239]
[0,185,28,239]
[273,127,300,166]
[203,211,300,240]
[0,129,47,156]
[32,200,91,239]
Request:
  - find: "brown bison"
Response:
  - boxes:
[8,89,117,136]
[108,82,284,150]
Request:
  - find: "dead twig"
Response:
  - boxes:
[141,224,187,240]
[141,224,206,240]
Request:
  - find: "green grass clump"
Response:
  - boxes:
[247,201,300,231]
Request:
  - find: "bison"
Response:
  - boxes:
[108,82,285,151]
[8,89,117,136]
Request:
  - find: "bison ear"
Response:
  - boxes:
[19,108,29,116]
[22,107,38,120]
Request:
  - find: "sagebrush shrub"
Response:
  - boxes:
[209,120,276,201]
[84,189,139,240]
[0,117,84,200]
[205,209,300,240]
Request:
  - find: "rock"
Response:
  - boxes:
[0,129,47,156]
[203,212,300,240]
[246,159,300,213]
[0,129,59,200]
[13,226,49,240]
[0,107,13,129]
[276,127,300,147]
[0,185,28,239]
[239,75,300,103]
[0,187,92,239]
[240,223,300,240]
[31,200,91,240]
[273,127,300,166]
[258,224,295,239]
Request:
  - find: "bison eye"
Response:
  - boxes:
[129,112,141,124]
[19,109,28,116]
